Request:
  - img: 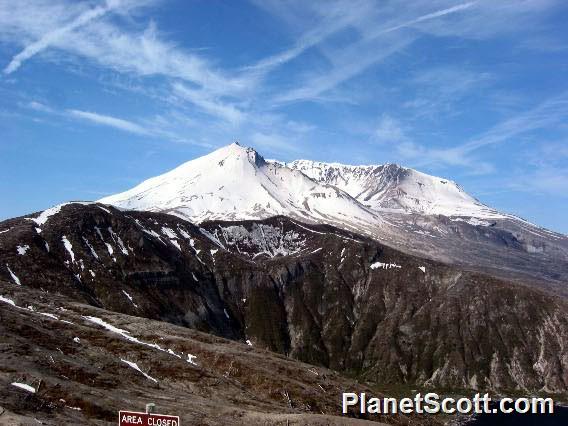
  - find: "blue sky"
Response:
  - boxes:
[0,0,567,233]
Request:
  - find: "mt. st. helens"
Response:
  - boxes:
[100,143,568,289]
[2,142,568,424]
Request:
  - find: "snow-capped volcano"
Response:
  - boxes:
[25,141,563,286]
[100,142,504,225]
[99,143,568,287]
[99,143,381,233]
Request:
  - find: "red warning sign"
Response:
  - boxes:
[119,410,180,426]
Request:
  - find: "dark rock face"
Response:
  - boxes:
[1,203,567,394]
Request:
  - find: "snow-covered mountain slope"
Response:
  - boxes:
[285,160,505,219]
[98,143,568,287]
[99,143,381,233]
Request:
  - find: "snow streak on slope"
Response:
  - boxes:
[285,160,506,219]
[99,143,382,234]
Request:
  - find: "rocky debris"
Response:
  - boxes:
[0,281,419,425]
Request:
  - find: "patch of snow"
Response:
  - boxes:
[121,359,158,383]
[28,202,96,227]
[17,245,30,255]
[370,261,402,270]
[105,243,115,261]
[39,312,59,320]
[97,205,111,214]
[0,228,12,234]
[210,249,219,256]
[199,228,225,249]
[73,337,80,343]
[290,220,327,235]
[6,264,21,285]
[94,226,105,241]
[11,382,35,393]
[187,354,198,365]
[161,226,177,239]
[81,316,188,366]
[44,241,50,252]
[108,227,129,255]
[122,290,138,308]
[89,269,95,277]
[191,272,198,282]
[139,226,166,244]
[0,294,17,306]
[169,239,181,251]
[29,203,67,226]
[167,348,181,359]
[62,236,75,262]
[177,227,192,240]
[418,266,426,273]
[246,340,253,346]
[224,308,230,319]
[450,217,492,227]
[35,227,42,234]
[83,316,162,350]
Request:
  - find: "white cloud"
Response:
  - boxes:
[270,2,478,104]
[246,0,376,73]
[27,101,54,113]
[0,0,250,96]
[173,83,245,125]
[508,167,568,197]
[3,0,118,74]
[374,114,407,144]
[387,92,568,173]
[250,131,302,153]
[67,109,150,135]
[404,67,493,116]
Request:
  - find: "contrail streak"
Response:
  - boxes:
[3,0,120,74]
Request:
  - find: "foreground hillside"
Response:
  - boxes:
[1,280,416,425]
[1,203,567,396]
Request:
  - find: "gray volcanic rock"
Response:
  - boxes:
[0,281,403,425]
[1,203,567,396]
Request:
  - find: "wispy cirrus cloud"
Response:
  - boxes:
[245,0,376,74]
[67,109,150,136]
[269,1,478,104]
[172,83,246,125]
[373,114,408,144]
[382,92,568,174]
[3,0,119,74]
[0,0,250,95]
